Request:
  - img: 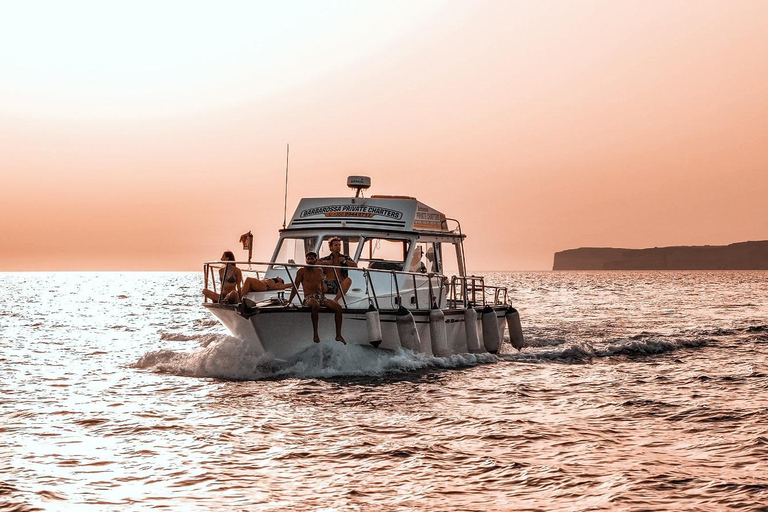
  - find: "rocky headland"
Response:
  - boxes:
[553,241,768,270]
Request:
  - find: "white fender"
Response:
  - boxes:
[396,307,421,352]
[464,308,482,353]
[481,306,501,354]
[429,308,448,357]
[366,306,383,348]
[506,307,525,351]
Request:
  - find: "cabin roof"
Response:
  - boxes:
[286,196,451,234]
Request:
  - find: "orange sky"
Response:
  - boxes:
[2,0,767,271]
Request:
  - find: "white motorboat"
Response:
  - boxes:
[203,176,524,359]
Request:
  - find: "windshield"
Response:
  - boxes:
[357,237,410,271]
[272,236,318,265]
[317,235,361,261]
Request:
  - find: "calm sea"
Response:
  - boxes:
[2,271,767,511]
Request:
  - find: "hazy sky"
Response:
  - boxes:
[2,0,767,270]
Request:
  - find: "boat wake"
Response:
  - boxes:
[134,336,497,381]
[136,323,767,379]
[501,331,710,363]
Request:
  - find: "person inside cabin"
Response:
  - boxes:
[240,276,291,296]
[202,251,242,304]
[286,251,345,344]
[426,246,438,273]
[409,246,427,273]
[319,236,357,303]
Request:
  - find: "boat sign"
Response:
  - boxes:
[288,197,448,232]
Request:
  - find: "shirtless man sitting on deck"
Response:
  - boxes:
[286,252,346,345]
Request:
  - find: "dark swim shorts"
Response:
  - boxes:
[323,279,339,295]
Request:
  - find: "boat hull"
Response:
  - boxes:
[204,304,508,360]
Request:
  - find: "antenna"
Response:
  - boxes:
[282,143,289,229]
[347,175,371,197]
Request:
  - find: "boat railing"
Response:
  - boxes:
[202,260,481,310]
[448,275,508,308]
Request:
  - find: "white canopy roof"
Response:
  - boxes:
[287,195,449,233]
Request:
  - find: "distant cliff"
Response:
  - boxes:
[553,241,768,270]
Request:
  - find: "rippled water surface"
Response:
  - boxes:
[2,271,768,511]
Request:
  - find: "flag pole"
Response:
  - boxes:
[282,143,289,230]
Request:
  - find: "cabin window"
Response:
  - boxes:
[404,241,462,276]
[437,242,461,276]
[408,242,430,273]
[317,236,361,261]
[407,242,448,275]
[273,236,318,265]
[357,238,410,271]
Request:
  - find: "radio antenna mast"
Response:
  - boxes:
[282,143,289,229]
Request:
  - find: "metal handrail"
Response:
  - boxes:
[447,275,509,308]
[412,273,419,309]
[202,260,499,310]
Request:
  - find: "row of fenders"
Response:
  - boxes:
[365,306,525,355]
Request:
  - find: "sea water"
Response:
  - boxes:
[1,271,767,511]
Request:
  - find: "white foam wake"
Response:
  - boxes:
[134,336,497,380]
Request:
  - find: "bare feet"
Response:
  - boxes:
[336,336,346,345]
[313,335,320,343]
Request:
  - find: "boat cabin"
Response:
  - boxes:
[274,197,465,272]
[266,177,468,309]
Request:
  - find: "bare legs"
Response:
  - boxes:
[202,288,239,303]
[307,298,321,343]
[305,298,345,344]
[241,277,268,295]
[336,277,352,303]
[325,299,346,343]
